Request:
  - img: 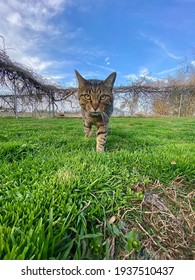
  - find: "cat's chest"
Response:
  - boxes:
[83,111,103,123]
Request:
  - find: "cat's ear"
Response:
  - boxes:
[75,70,87,87]
[104,72,116,88]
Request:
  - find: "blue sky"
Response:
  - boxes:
[0,0,195,87]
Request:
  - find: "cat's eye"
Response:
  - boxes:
[84,94,91,100]
[100,94,107,100]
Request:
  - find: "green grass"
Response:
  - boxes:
[0,117,194,260]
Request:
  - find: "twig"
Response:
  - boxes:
[136,221,158,246]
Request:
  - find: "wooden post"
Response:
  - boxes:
[48,92,51,117]
[48,91,55,117]
[178,92,183,118]
[13,80,18,118]
[51,92,55,117]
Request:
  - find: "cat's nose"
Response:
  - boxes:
[92,103,99,111]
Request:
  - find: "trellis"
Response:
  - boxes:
[1,46,195,117]
[0,46,76,117]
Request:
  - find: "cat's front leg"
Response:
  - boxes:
[96,125,108,152]
[83,120,93,137]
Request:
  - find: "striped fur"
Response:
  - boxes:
[75,70,116,152]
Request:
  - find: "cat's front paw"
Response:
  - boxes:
[96,146,104,152]
[85,131,93,137]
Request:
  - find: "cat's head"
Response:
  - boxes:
[75,70,116,115]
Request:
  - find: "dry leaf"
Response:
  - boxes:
[109,216,116,224]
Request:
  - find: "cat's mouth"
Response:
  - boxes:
[89,112,101,116]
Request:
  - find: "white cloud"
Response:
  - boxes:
[157,66,180,76]
[191,60,195,66]
[87,62,115,72]
[140,31,182,60]
[0,0,109,86]
[153,39,182,60]
[65,79,77,88]
[0,0,74,75]
[4,0,71,33]
[139,67,149,77]
[6,12,23,27]
[124,67,163,84]
[46,74,67,84]
[124,74,137,81]
[124,67,150,81]
[20,56,56,73]
[104,57,111,65]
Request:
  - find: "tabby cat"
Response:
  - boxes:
[75,70,116,152]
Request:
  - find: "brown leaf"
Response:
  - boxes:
[109,216,116,224]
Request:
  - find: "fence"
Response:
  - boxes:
[1,47,195,118]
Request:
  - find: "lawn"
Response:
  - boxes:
[0,117,194,260]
